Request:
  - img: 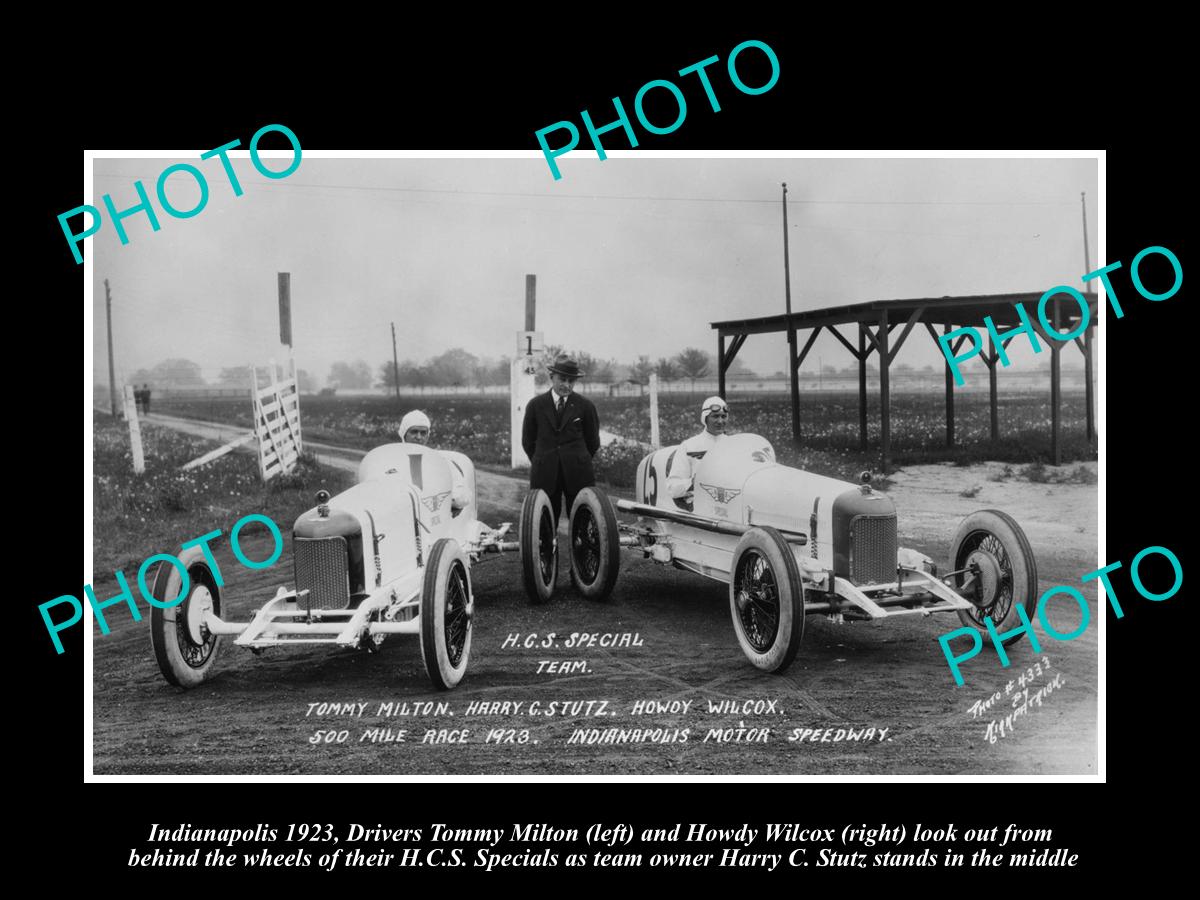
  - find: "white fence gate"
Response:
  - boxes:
[253,360,303,480]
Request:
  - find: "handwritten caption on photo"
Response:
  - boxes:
[966,657,1063,743]
[298,695,890,748]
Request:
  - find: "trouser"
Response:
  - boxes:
[547,461,598,524]
[546,462,576,524]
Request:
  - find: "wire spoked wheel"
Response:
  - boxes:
[443,561,470,669]
[420,538,473,690]
[175,581,219,668]
[150,546,224,689]
[949,509,1038,643]
[733,550,780,652]
[955,532,1014,627]
[573,506,601,583]
[568,487,621,601]
[729,527,803,673]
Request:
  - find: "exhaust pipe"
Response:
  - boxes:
[616,499,807,545]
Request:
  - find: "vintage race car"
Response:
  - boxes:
[519,433,1037,674]
[149,444,517,691]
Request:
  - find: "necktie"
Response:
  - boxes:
[556,395,565,413]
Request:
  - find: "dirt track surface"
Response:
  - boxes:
[93,425,1098,776]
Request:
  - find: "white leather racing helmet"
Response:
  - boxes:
[398,410,432,441]
[700,396,728,425]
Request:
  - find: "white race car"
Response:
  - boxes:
[520,433,1037,674]
[149,444,517,691]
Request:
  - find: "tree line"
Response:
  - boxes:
[127,360,317,391]
[365,346,748,391]
[125,349,988,393]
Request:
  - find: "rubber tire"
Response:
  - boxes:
[520,489,558,604]
[950,509,1038,644]
[419,538,473,690]
[149,545,223,688]
[567,487,621,601]
[729,527,804,673]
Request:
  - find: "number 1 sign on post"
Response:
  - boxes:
[510,331,544,469]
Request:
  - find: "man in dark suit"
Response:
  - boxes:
[522,353,601,521]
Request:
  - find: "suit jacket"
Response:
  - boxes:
[522,389,601,493]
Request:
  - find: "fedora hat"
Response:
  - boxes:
[547,352,585,378]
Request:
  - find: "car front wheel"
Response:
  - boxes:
[419,538,473,690]
[729,527,804,673]
[149,545,223,688]
[950,509,1038,644]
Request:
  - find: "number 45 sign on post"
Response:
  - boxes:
[510,330,544,469]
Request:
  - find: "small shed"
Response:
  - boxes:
[712,292,1098,469]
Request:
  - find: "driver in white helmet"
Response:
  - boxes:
[398,409,469,511]
[666,396,729,503]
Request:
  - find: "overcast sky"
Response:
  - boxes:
[90,155,1098,385]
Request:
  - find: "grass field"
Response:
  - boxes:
[92,414,356,580]
[155,390,1096,488]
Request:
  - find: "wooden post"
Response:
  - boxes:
[525,274,536,331]
[1084,319,1095,442]
[858,324,868,450]
[939,323,955,448]
[105,279,118,417]
[1050,299,1062,466]
[717,334,727,398]
[123,384,145,474]
[782,183,800,446]
[512,278,539,469]
[290,355,303,452]
[988,333,999,442]
[252,365,265,481]
[649,373,660,448]
[277,272,292,347]
[391,322,401,400]
[879,310,891,471]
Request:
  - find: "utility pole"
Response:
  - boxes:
[391,322,400,400]
[1080,191,1091,275]
[525,274,536,331]
[511,274,541,469]
[105,279,118,416]
[782,183,800,445]
[1080,191,1096,444]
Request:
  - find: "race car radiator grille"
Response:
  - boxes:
[848,514,898,586]
[294,537,351,610]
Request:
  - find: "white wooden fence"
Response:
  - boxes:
[253,360,303,480]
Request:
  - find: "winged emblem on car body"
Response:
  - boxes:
[422,490,451,512]
[699,483,742,504]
